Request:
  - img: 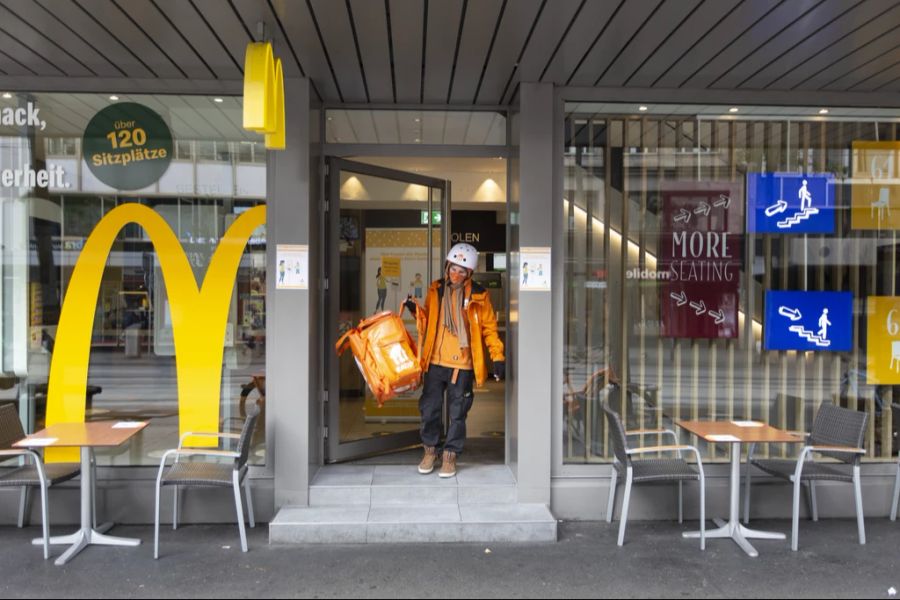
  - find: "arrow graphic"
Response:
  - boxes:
[714,194,731,209]
[670,291,688,306]
[673,209,691,224]
[694,202,711,217]
[689,300,707,316]
[709,310,726,325]
[778,306,803,321]
[765,199,788,217]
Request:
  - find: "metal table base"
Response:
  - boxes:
[31,447,141,565]
[682,441,785,557]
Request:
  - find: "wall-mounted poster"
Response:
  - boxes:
[520,247,551,291]
[659,182,742,339]
[866,297,900,384]
[747,172,835,234]
[851,141,900,230]
[764,291,852,352]
[275,244,308,289]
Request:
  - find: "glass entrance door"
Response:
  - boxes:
[325,158,449,462]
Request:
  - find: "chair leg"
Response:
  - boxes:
[154,480,162,560]
[807,481,819,522]
[616,469,633,547]
[677,481,683,524]
[172,486,179,530]
[232,471,248,552]
[37,484,49,560]
[606,466,617,523]
[891,459,900,522]
[791,476,802,551]
[17,487,28,528]
[698,474,706,551]
[853,465,866,545]
[243,476,255,529]
[743,459,752,525]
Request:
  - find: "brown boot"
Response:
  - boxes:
[418,446,437,474]
[439,450,457,478]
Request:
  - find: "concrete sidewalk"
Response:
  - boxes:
[0,519,896,598]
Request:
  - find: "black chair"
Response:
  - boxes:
[602,401,706,548]
[889,403,900,522]
[154,403,260,558]
[743,402,867,551]
[0,404,80,559]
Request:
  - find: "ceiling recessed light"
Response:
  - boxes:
[638,105,648,112]
[415,138,421,143]
[109,95,119,101]
[414,117,421,123]
[819,108,829,114]
[2,93,11,99]
[213,97,224,103]
[729,107,739,113]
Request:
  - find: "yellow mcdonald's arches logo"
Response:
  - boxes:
[243,42,285,150]
[46,203,266,462]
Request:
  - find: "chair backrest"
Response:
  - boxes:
[234,401,260,470]
[600,401,629,466]
[809,402,868,463]
[0,403,25,451]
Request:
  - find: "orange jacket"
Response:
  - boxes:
[413,279,505,386]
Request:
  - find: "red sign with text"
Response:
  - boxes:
[659,183,743,339]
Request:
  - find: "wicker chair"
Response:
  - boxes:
[154,403,260,558]
[743,402,867,551]
[0,403,80,559]
[602,401,706,549]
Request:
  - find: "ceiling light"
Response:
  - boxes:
[1,93,11,99]
[729,107,739,113]
[819,108,829,114]
[109,95,119,101]
[638,105,648,112]
[415,138,421,143]
[414,117,421,123]
[213,97,224,103]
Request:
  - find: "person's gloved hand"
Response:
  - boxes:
[403,296,417,315]
[492,361,505,381]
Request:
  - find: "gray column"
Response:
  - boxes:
[516,82,555,504]
[267,77,313,507]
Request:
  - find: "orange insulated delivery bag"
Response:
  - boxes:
[335,310,422,406]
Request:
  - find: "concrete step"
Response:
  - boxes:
[270,464,557,544]
[308,464,518,506]
[269,503,558,544]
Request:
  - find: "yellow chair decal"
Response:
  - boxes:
[46,204,266,461]
[243,42,285,150]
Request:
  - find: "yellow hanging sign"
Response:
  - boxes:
[243,42,285,150]
[46,204,266,462]
[851,141,900,230]
[866,296,900,384]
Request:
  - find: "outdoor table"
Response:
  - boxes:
[15,420,148,566]
[676,420,802,557]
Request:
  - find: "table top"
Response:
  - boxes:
[14,421,148,448]
[677,420,803,444]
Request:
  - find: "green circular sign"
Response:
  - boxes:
[82,102,173,191]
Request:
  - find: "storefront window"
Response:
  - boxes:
[0,93,267,466]
[564,103,900,464]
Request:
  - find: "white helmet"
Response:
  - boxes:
[446,243,478,270]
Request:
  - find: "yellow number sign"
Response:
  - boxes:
[866,296,900,385]
[851,141,900,230]
[46,203,266,461]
